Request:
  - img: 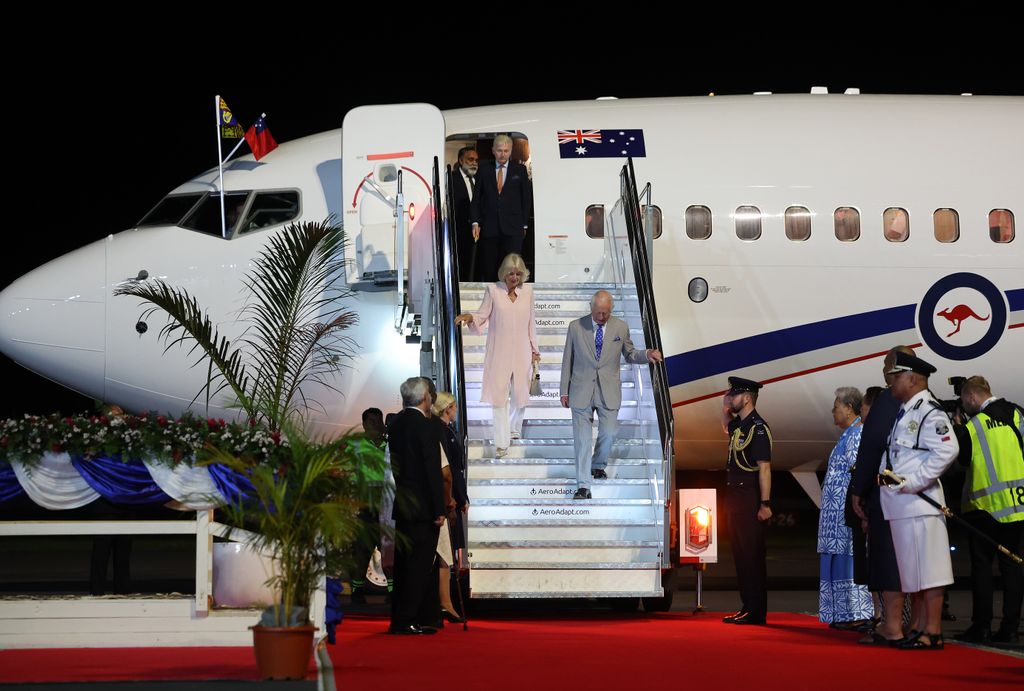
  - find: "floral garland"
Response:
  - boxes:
[0,412,288,468]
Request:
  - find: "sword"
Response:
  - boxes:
[881,469,1024,565]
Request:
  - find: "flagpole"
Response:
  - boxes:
[215,94,227,240]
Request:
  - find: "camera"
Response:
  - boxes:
[938,376,967,420]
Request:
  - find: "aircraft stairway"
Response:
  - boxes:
[458,282,668,597]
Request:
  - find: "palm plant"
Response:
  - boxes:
[115,218,384,628]
[114,218,357,432]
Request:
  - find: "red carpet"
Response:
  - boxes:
[2,613,1021,689]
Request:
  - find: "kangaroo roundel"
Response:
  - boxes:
[918,273,1007,361]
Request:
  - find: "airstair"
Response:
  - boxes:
[341,104,673,603]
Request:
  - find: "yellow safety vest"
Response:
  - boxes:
[965,407,1024,522]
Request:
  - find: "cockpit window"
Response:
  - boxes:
[181,192,250,237]
[138,194,203,227]
[237,191,301,235]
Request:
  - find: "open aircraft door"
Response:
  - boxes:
[342,104,446,316]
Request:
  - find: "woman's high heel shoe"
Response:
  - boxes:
[440,607,465,623]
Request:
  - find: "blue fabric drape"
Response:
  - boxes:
[208,463,254,504]
[70,455,172,506]
[0,463,24,503]
[325,576,344,644]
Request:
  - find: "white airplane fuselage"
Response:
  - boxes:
[1,94,1021,472]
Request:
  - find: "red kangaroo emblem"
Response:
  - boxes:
[936,305,989,337]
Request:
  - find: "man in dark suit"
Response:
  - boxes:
[848,345,913,644]
[470,134,532,282]
[388,376,446,635]
[450,146,478,282]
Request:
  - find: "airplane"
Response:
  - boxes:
[0,91,1021,492]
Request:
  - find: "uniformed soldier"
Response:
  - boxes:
[952,376,1024,643]
[879,352,959,650]
[721,376,772,625]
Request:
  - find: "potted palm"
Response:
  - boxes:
[116,218,383,679]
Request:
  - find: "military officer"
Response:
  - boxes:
[721,376,773,625]
[880,352,959,649]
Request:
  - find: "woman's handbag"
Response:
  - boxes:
[529,360,543,397]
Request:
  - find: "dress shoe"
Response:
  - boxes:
[573,488,592,500]
[420,621,443,632]
[388,624,425,635]
[898,632,943,650]
[440,607,465,623]
[592,468,608,480]
[731,612,766,625]
[992,627,1020,643]
[953,625,991,643]
[722,610,746,623]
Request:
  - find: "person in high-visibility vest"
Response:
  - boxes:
[952,376,1024,644]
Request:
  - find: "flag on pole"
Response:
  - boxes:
[245,114,278,161]
[219,98,245,139]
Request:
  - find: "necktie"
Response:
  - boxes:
[595,324,603,360]
[497,165,504,194]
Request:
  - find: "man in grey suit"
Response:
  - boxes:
[560,290,662,500]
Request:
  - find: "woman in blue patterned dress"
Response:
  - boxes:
[818,387,874,625]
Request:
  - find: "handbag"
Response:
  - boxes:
[529,360,543,397]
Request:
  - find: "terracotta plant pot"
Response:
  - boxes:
[251,624,316,680]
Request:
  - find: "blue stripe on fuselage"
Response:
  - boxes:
[665,304,917,387]
[1007,288,1024,312]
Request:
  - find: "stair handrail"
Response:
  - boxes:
[432,159,469,481]
[619,159,675,569]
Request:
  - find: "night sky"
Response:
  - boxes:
[2,28,1020,419]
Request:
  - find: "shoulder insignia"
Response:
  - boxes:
[935,421,949,435]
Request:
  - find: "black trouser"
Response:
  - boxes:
[727,483,766,620]
[865,487,903,593]
[390,519,441,629]
[476,233,524,282]
[965,510,1024,631]
[351,507,381,591]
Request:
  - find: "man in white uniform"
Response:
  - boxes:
[880,351,959,650]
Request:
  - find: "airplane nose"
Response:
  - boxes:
[0,238,107,400]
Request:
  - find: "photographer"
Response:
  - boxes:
[952,376,1024,643]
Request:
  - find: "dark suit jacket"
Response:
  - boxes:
[470,160,532,238]
[388,407,445,523]
[436,418,468,508]
[849,388,900,499]
[450,167,474,238]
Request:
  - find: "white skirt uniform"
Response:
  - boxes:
[879,389,959,593]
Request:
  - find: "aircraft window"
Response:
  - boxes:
[883,207,909,242]
[685,206,712,239]
[735,206,762,241]
[181,192,250,238]
[377,164,399,183]
[834,207,860,242]
[585,204,605,238]
[138,194,203,227]
[785,206,811,241]
[238,191,301,235]
[642,205,663,239]
[989,209,1015,243]
[933,208,959,243]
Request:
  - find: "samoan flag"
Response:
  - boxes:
[245,115,278,161]
[557,129,646,158]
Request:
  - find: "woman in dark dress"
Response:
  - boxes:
[432,392,468,621]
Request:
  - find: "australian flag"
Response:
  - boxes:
[557,129,646,158]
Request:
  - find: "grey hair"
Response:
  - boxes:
[834,386,863,415]
[400,376,430,407]
[493,134,513,149]
[497,253,529,283]
[591,290,614,309]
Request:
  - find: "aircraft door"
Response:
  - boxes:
[342,104,445,313]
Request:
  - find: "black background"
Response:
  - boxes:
[3,23,1021,418]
